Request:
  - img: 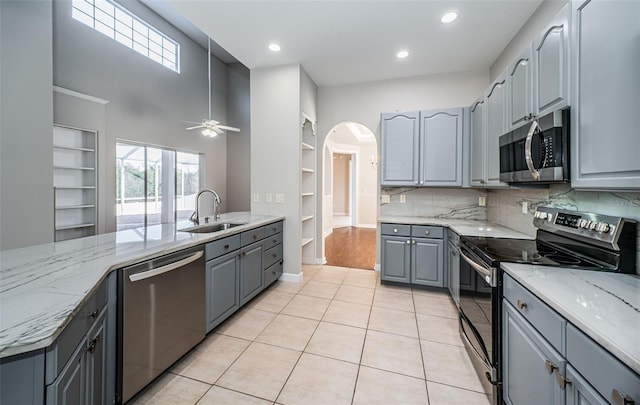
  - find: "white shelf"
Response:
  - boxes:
[55,223,96,231]
[301,237,314,247]
[55,186,96,190]
[301,192,314,197]
[55,204,96,210]
[53,145,95,152]
[301,215,314,222]
[54,165,95,171]
[301,142,315,150]
[301,168,315,173]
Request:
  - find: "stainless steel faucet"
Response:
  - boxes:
[190,189,221,225]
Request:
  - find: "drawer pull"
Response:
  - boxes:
[224,244,230,249]
[516,300,527,310]
[556,372,571,389]
[406,240,411,244]
[272,253,277,258]
[544,360,557,374]
[253,234,258,239]
[393,228,398,233]
[424,230,430,235]
[612,389,635,405]
[86,335,101,354]
[88,309,99,320]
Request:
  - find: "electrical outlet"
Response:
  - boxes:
[479,197,486,207]
[253,193,260,202]
[381,194,390,204]
[400,194,406,203]
[275,194,284,203]
[521,201,528,214]
[266,193,272,203]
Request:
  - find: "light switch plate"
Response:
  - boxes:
[381,194,390,204]
[399,194,406,203]
[266,193,272,203]
[521,201,528,213]
[253,193,260,202]
[479,197,486,207]
[275,194,284,203]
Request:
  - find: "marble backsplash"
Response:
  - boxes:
[380,187,488,219]
[487,184,640,274]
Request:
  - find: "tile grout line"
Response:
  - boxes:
[413,290,432,405]
[350,275,378,405]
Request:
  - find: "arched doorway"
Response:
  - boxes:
[322,122,378,270]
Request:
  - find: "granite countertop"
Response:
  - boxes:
[378,216,533,239]
[502,263,640,375]
[0,212,284,358]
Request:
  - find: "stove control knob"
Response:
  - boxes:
[538,212,548,220]
[578,219,589,228]
[597,223,611,233]
[589,222,598,231]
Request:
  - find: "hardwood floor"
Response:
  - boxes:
[324,227,376,270]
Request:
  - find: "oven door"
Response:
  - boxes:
[459,243,501,404]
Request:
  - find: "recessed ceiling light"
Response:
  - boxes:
[441,11,458,24]
[268,43,281,52]
[397,50,409,59]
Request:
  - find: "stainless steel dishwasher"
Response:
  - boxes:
[120,246,205,403]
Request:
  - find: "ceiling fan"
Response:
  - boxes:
[186,37,240,137]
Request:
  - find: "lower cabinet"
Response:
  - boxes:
[380,223,444,287]
[565,365,607,405]
[206,252,240,332]
[240,241,264,305]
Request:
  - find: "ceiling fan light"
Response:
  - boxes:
[202,128,212,136]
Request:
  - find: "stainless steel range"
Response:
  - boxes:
[456,207,637,404]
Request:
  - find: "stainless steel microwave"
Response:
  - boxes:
[499,108,570,184]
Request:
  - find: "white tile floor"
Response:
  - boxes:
[129,265,490,405]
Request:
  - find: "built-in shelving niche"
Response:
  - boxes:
[300,115,316,264]
[53,125,98,241]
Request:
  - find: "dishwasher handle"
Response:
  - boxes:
[129,251,203,282]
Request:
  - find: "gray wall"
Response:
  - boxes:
[226,63,251,212]
[0,1,54,250]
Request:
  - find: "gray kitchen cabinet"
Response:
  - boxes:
[469,97,486,187]
[570,0,640,189]
[206,251,240,332]
[419,108,465,186]
[503,301,565,405]
[380,111,420,186]
[240,241,264,305]
[447,232,460,306]
[534,4,570,117]
[381,234,411,283]
[484,72,509,187]
[0,351,45,405]
[565,365,607,405]
[507,45,534,130]
[412,238,444,287]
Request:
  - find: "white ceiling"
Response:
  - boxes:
[157,0,543,86]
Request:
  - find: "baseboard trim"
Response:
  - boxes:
[279,272,303,283]
[356,223,377,229]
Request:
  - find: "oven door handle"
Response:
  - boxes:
[525,120,541,181]
[459,249,497,287]
[128,251,203,282]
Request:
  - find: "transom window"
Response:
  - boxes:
[72,0,180,73]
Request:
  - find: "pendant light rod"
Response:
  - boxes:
[207,36,211,121]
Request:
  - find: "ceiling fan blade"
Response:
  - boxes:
[186,125,205,130]
[182,120,203,125]
[217,125,241,132]
[204,119,219,125]
[213,126,224,135]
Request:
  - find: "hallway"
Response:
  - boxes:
[325,227,376,270]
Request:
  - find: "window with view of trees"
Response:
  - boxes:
[116,143,200,231]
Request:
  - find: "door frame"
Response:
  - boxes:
[332,149,358,227]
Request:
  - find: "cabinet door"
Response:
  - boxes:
[535,4,570,116]
[381,235,411,283]
[380,112,420,186]
[571,0,640,189]
[447,241,460,306]
[469,98,486,186]
[46,338,85,405]
[485,73,508,187]
[206,251,240,332]
[503,302,565,405]
[240,242,263,305]
[566,365,607,405]
[419,108,464,186]
[508,45,534,130]
[85,308,107,405]
[411,238,444,287]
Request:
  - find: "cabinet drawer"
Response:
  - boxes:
[263,244,283,269]
[264,260,283,287]
[262,232,282,250]
[205,235,240,260]
[45,281,107,384]
[411,225,443,239]
[566,324,640,404]
[263,221,283,238]
[381,223,411,236]
[503,275,565,352]
[241,227,266,246]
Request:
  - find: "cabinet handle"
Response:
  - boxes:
[253,234,257,239]
[242,251,246,257]
[424,230,430,235]
[452,250,458,256]
[86,335,101,354]
[88,309,99,320]
[556,372,571,389]
[612,389,635,405]
[224,244,230,249]
[272,253,277,258]
[516,300,527,310]
[544,360,557,374]
[406,240,411,244]
[272,271,277,275]
[412,240,417,245]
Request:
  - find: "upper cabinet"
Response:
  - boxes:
[507,45,534,131]
[380,111,420,186]
[534,4,570,117]
[380,109,466,187]
[570,0,640,190]
[420,108,465,187]
[483,73,509,187]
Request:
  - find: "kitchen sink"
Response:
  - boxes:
[179,222,247,233]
